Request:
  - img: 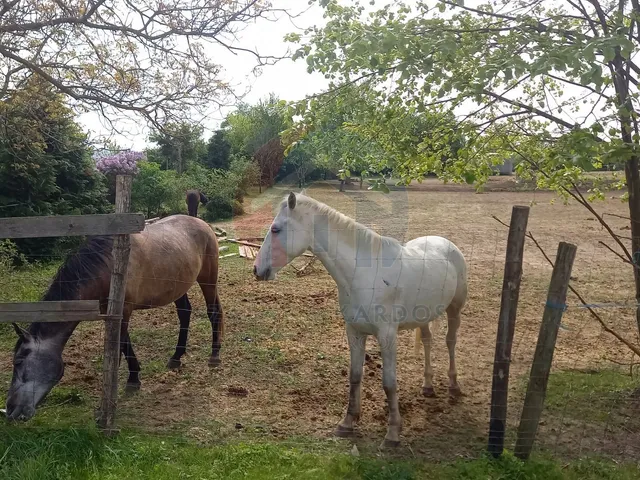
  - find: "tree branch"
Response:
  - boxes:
[481,89,576,129]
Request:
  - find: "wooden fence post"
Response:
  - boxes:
[514,241,577,460]
[488,205,530,458]
[98,175,133,435]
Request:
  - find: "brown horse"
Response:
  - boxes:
[6,215,223,421]
[186,189,209,217]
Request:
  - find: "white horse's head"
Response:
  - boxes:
[253,192,313,280]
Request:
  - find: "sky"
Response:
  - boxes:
[79,1,330,151]
[77,0,621,151]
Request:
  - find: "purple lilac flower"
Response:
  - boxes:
[95,151,144,176]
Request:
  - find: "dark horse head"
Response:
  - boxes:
[186,190,208,217]
[6,237,112,421]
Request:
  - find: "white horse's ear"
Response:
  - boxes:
[288,191,296,210]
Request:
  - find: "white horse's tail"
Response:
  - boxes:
[414,319,441,357]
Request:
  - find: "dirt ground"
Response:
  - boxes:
[5,176,640,460]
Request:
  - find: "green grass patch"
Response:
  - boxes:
[0,262,60,348]
[544,369,639,423]
[0,426,638,480]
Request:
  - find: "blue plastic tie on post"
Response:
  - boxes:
[545,301,568,312]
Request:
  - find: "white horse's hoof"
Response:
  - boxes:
[449,386,462,398]
[380,438,401,449]
[335,425,357,438]
[422,386,437,397]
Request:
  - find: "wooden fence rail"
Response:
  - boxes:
[0,174,137,436]
[0,213,144,238]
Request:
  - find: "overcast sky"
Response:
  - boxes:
[79,1,330,151]
[78,0,617,151]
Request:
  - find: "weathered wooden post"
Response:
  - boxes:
[98,175,133,435]
[514,241,577,460]
[488,205,529,458]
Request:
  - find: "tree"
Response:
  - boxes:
[224,94,292,157]
[292,0,640,338]
[223,94,293,190]
[131,162,181,218]
[148,122,206,174]
[284,140,316,188]
[0,1,280,128]
[0,77,109,257]
[203,130,232,170]
[284,83,463,191]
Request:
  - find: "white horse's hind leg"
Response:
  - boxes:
[378,328,402,447]
[336,325,367,437]
[446,304,462,397]
[420,325,436,397]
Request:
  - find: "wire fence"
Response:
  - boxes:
[1,177,640,461]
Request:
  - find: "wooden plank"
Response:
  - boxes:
[488,205,530,458]
[98,175,134,436]
[0,213,145,239]
[0,300,101,323]
[514,242,577,460]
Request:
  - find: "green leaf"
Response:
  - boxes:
[463,172,476,184]
[437,2,446,13]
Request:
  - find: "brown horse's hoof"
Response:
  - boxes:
[124,382,141,395]
[422,386,437,397]
[380,438,401,449]
[335,425,356,438]
[208,356,221,368]
[167,358,181,370]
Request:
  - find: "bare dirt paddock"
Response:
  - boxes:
[5,177,640,461]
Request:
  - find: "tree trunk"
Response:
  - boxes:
[339,179,345,192]
[615,55,640,335]
[624,157,640,334]
[359,177,363,189]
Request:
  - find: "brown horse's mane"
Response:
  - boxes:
[26,236,114,339]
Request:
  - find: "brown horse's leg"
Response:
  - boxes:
[200,285,223,367]
[167,294,191,369]
[120,311,141,393]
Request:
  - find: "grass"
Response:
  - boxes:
[543,369,640,423]
[0,262,59,348]
[0,425,638,480]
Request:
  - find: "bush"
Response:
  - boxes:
[0,239,25,270]
[228,155,260,203]
[131,162,182,218]
[203,191,234,220]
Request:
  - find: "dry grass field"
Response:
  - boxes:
[2,176,640,462]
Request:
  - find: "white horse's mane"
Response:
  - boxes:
[283,193,385,243]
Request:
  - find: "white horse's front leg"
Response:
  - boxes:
[336,325,367,437]
[378,327,401,447]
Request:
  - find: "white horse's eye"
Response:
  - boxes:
[271,225,281,234]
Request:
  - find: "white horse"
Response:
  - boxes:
[253,192,468,448]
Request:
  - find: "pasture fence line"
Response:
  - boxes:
[0,174,138,436]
